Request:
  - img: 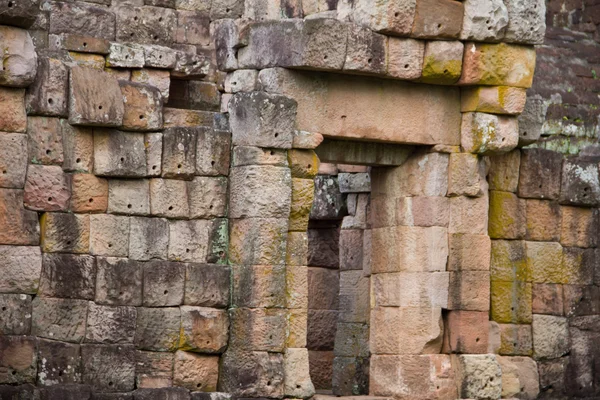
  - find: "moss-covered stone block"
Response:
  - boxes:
[289,178,314,232]
[491,240,530,282]
[488,190,526,239]
[491,280,532,324]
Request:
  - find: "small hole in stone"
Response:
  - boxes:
[98,105,103,110]
[152,165,157,170]
[108,382,113,386]
[108,243,113,248]
[1,306,6,311]
[48,98,54,105]
[159,17,163,22]
[139,115,144,120]
[164,290,168,295]
[83,42,88,47]
[159,55,162,59]
[168,206,174,211]
[404,64,409,69]
[186,248,190,253]
[394,12,399,17]
[119,291,123,295]
[2,170,5,174]
[514,342,518,347]
[46,149,51,155]
[120,157,125,162]
[437,386,440,390]
[127,204,132,209]
[511,307,514,311]
[12,371,16,375]
[367,58,372,64]
[296,385,301,389]
[269,335,273,339]
[523,132,527,136]
[48,197,53,201]
[307,164,311,169]
[501,137,506,142]
[134,16,138,20]
[89,198,94,203]
[206,340,210,344]
[538,184,542,189]
[443,69,448,74]
[270,151,274,156]
[584,187,590,192]
[130,33,135,37]
[209,205,213,209]
[226,7,230,12]
[153,35,159,40]
[7,0,13,6]
[490,377,494,382]
[177,164,182,169]
[66,241,72,245]
[437,23,442,29]
[197,383,202,388]
[341,115,347,120]
[476,337,480,342]
[323,55,328,60]
[125,55,129,59]
[274,133,279,138]
[211,161,215,166]
[267,381,272,386]
[76,158,81,163]
[58,371,63,376]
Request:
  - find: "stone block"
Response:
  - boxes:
[310,176,346,221]
[196,127,231,176]
[184,263,230,308]
[287,309,308,349]
[168,219,213,262]
[307,309,338,351]
[517,148,563,200]
[532,314,569,360]
[460,0,508,41]
[461,112,519,154]
[107,179,150,216]
[448,234,491,271]
[0,336,37,384]
[448,153,483,197]
[560,159,600,207]
[488,190,526,239]
[308,267,339,310]
[518,96,545,146]
[371,226,448,273]
[334,323,370,358]
[288,149,319,179]
[309,351,333,390]
[537,358,567,396]
[41,385,94,399]
[187,177,227,218]
[561,206,597,248]
[229,165,291,219]
[448,270,490,311]
[371,271,448,309]
[90,214,130,257]
[0,26,37,88]
[397,196,451,227]
[339,230,363,271]
[504,0,546,44]
[491,280,532,323]
[352,0,416,36]
[171,49,211,80]
[0,87,27,132]
[179,306,229,353]
[343,25,387,75]
[490,239,529,282]
[61,121,94,173]
[95,257,143,306]
[145,132,162,177]
[119,82,163,132]
[219,350,283,397]
[232,265,285,308]
[173,351,218,391]
[387,37,424,80]
[412,0,463,39]
[293,130,324,150]
[563,247,596,286]
[39,253,96,300]
[498,356,540,399]
[564,285,600,317]
[0,0,40,28]
[532,283,563,316]
[32,297,88,342]
[331,356,370,396]
[498,323,532,356]
[525,200,561,241]
[26,57,68,117]
[142,261,184,307]
[68,67,124,127]
[213,19,239,71]
[40,212,89,253]
[461,86,527,115]
[338,173,371,193]
[85,303,136,344]
[70,174,108,213]
[229,91,296,148]
[135,307,180,351]
[165,108,214,129]
[160,127,197,179]
[339,270,370,323]
[420,40,464,85]
[0,133,27,189]
[287,265,308,309]
[81,344,135,392]
[115,5,176,45]
[284,349,315,398]
[131,69,171,102]
[229,308,286,352]
[459,42,536,88]
[229,218,288,266]
[23,165,70,212]
[50,33,110,54]
[0,189,39,245]
[290,178,314,231]
[149,179,189,218]
[94,130,147,177]
[370,306,443,354]
[133,388,190,400]
[49,2,115,39]
[455,354,502,400]
[443,310,489,354]
[36,339,81,386]
[69,52,105,69]
[129,217,168,261]
[0,294,31,335]
[135,351,173,389]
[105,43,144,69]
[488,151,520,196]
[224,70,259,93]
[370,354,457,399]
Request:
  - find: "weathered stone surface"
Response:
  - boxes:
[284,348,315,398]
[230,308,286,352]
[41,385,94,399]
[196,127,231,176]
[142,260,184,307]
[0,336,37,384]
[229,91,296,149]
[94,130,147,177]
[133,388,190,400]
[68,52,105,69]
[61,121,94,173]
[225,70,259,93]
[488,150,520,192]
[173,351,218,391]
[488,190,526,239]
[168,219,214,262]
[411,0,463,39]
[387,37,424,80]
[179,306,229,353]
[24,165,70,212]
[129,217,168,261]
[229,165,291,218]
[517,148,563,200]
[232,265,285,308]
[504,0,546,45]
[310,176,346,220]
[525,200,561,241]
[448,195,489,235]
[308,267,339,311]
[81,344,135,392]
[560,158,600,207]
[26,117,63,166]
[229,218,288,266]
[498,324,532,356]
[119,82,163,132]
[163,108,212,128]
[461,112,519,154]
[334,323,370,358]
[532,283,563,316]
[49,2,115,40]
[184,263,230,308]
[371,272,448,309]
[135,350,173,388]
[131,69,171,103]
[219,350,284,397]
[455,355,502,400]
[95,257,143,306]
[343,25,386,75]
[36,339,81,386]
[187,177,227,218]
[0,87,27,132]
[50,33,110,54]
[532,314,569,360]
[69,67,124,127]
[461,86,527,115]
[448,234,491,271]
[459,42,536,88]
[448,153,484,197]
[39,253,96,300]
[491,280,532,323]
[108,179,150,216]
[517,96,545,146]
[90,214,130,257]
[135,307,180,351]
[213,19,239,71]
[40,212,89,253]
[420,40,463,84]
[32,297,88,342]
[498,356,539,399]
[309,351,334,390]
[260,68,461,145]
[0,133,27,189]
[85,303,137,344]
[115,5,176,45]
[561,206,597,248]
[106,43,144,69]
[352,0,416,36]
[448,270,490,311]
[460,0,508,41]
[0,26,37,87]
[149,179,189,218]
[26,59,69,116]
[490,239,528,282]
[0,294,32,335]
[144,132,162,177]
[0,0,40,28]
[443,311,489,354]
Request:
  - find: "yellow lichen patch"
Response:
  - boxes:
[491,240,530,282]
[289,178,314,232]
[421,56,462,85]
[68,51,105,69]
[526,241,566,284]
[286,309,307,348]
[490,280,532,324]
[488,191,526,239]
[288,149,320,178]
[286,232,308,266]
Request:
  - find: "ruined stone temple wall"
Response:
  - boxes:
[1,0,596,399]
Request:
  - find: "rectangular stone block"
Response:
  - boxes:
[526,199,561,241]
[81,344,135,392]
[161,127,197,179]
[562,247,596,286]
[37,339,81,386]
[196,127,231,176]
[179,306,229,353]
[560,159,600,207]
[491,280,532,324]
[26,57,69,117]
[498,324,532,356]
[454,355,502,399]
[119,82,163,132]
[411,0,463,39]
[387,37,424,80]
[287,231,308,266]
[448,195,489,234]
[532,283,563,316]
[229,218,288,266]
[173,351,218,392]
[107,179,150,216]
[517,148,563,200]
[142,260,185,307]
[448,234,491,271]
[23,165,70,212]
[94,130,147,177]
[229,308,286,352]
[184,263,230,308]
[561,206,597,248]
[85,302,137,344]
[290,178,314,232]
[488,190,526,239]
[40,212,89,254]
[448,153,484,197]
[232,265,285,308]
[461,112,519,154]
[443,310,489,354]
[95,257,143,306]
[115,5,176,45]
[131,69,171,102]
[461,86,527,115]
[0,0,40,28]
[420,40,464,85]
[339,270,370,323]
[90,214,130,257]
[488,150,521,192]
[27,117,63,166]
[135,351,174,388]
[32,297,88,343]
[188,177,227,218]
[0,87,27,133]
[531,314,569,360]
[0,133,27,189]
[448,271,491,311]
[39,253,96,300]
[49,2,116,40]
[371,272,449,309]
[0,336,37,384]
[149,178,189,218]
[307,309,337,351]
[168,219,212,263]
[70,173,108,213]
[61,120,94,173]
[0,294,32,335]
[135,307,181,351]
[0,189,39,245]
[129,217,169,261]
[287,265,308,309]
[308,267,339,310]
[490,239,529,282]
[145,132,162,177]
